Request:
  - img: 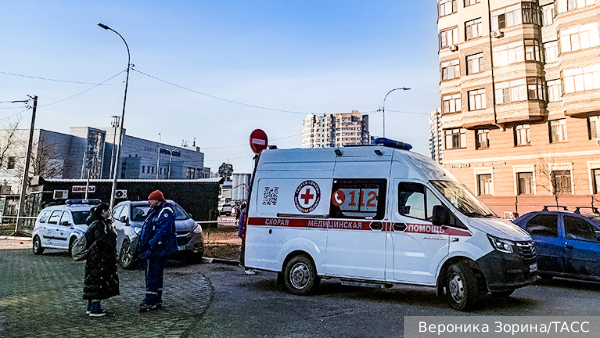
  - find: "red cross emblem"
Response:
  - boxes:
[294,180,321,213]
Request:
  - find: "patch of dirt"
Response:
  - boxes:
[202,225,241,261]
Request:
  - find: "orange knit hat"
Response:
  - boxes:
[148,190,164,201]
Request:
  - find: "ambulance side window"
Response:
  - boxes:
[329,179,386,220]
[398,182,442,222]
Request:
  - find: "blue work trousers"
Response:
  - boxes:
[143,255,168,305]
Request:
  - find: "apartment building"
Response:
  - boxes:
[437,0,600,216]
[301,110,371,148]
[429,108,445,164]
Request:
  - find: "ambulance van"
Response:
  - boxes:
[241,138,537,310]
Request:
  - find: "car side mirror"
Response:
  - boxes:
[61,221,71,226]
[120,216,129,225]
[432,205,450,226]
[188,213,193,219]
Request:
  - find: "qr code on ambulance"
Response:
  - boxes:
[262,187,279,205]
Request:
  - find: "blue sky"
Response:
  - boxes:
[1,0,439,173]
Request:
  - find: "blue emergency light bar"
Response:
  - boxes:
[65,199,102,205]
[374,138,412,151]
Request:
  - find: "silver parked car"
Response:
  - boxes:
[112,200,204,269]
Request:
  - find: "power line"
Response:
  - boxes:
[0,70,121,85]
[133,69,308,115]
[39,71,126,108]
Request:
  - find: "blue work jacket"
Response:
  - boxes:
[138,200,178,258]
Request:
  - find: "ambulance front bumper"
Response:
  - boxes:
[476,250,537,292]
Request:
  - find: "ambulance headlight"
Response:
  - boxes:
[487,235,514,254]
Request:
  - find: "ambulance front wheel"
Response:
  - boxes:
[283,254,320,295]
[445,262,478,311]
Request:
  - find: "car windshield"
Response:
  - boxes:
[129,203,189,221]
[72,211,91,225]
[430,180,497,218]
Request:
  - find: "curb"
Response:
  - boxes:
[0,236,32,241]
[202,257,240,265]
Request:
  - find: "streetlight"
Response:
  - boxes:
[380,87,410,138]
[108,115,120,179]
[98,23,131,210]
[167,147,178,179]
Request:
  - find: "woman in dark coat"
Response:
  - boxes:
[83,203,119,317]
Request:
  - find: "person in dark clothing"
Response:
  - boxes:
[85,206,102,225]
[137,190,178,312]
[82,202,119,317]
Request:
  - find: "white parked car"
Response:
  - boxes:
[31,199,102,255]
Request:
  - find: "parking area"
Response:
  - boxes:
[0,243,212,338]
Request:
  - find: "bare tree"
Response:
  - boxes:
[30,139,64,179]
[534,146,586,209]
[0,114,23,168]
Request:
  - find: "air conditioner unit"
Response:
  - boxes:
[595,139,600,146]
[53,190,68,200]
[115,190,127,199]
[449,44,459,52]
[492,30,504,38]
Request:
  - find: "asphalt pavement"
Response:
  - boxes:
[0,240,213,338]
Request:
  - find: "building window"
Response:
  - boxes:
[468,89,486,110]
[442,93,461,113]
[466,53,484,75]
[517,172,534,195]
[476,129,489,149]
[477,174,492,196]
[445,128,467,149]
[524,40,541,61]
[544,41,559,63]
[464,0,480,6]
[528,78,545,100]
[7,157,15,169]
[592,168,600,194]
[561,23,600,53]
[495,79,527,104]
[589,116,600,139]
[515,124,530,146]
[440,27,459,49]
[465,18,482,40]
[550,119,568,143]
[142,166,146,173]
[522,3,540,25]
[552,170,572,193]
[439,0,457,17]
[547,79,562,102]
[492,41,524,67]
[541,4,555,26]
[563,64,600,93]
[491,5,521,31]
[556,0,596,14]
[441,60,460,80]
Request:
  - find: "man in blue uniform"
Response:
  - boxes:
[137,190,178,312]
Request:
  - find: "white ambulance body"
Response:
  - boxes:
[243,139,537,310]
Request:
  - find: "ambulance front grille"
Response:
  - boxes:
[515,241,536,264]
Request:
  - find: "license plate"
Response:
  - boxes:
[530,263,538,273]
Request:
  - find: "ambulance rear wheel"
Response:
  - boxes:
[283,255,320,295]
[445,262,478,311]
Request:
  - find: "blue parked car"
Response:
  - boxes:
[513,207,600,281]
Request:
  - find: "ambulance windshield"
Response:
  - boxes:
[430,180,497,218]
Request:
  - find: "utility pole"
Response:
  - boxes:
[15,95,37,234]
[156,133,161,179]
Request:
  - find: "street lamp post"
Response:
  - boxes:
[380,87,410,138]
[98,23,131,210]
[108,115,120,179]
[167,147,177,179]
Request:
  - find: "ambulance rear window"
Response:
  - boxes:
[329,179,387,220]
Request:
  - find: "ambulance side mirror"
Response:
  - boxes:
[432,205,450,226]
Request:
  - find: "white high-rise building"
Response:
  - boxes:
[301,110,370,148]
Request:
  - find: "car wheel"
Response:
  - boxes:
[67,237,75,255]
[32,236,44,255]
[491,289,515,298]
[445,261,478,311]
[119,240,136,270]
[283,254,320,295]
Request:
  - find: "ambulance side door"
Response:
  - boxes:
[325,178,388,281]
[388,180,449,285]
